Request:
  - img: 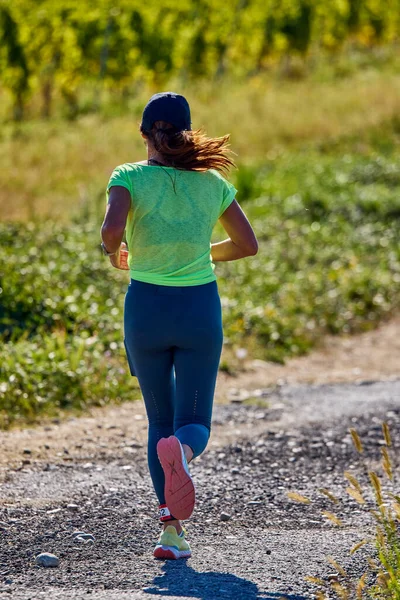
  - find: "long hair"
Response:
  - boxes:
[140,121,236,176]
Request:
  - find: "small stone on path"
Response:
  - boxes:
[73,532,95,543]
[220,512,231,522]
[75,536,94,544]
[35,553,59,567]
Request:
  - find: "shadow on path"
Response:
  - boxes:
[144,561,308,600]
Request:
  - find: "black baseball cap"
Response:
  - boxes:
[141,92,192,132]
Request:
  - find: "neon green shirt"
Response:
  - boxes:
[106,163,237,286]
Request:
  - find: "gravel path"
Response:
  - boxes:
[1,380,399,600]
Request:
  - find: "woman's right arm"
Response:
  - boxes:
[211,200,258,262]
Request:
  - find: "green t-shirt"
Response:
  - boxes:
[106,163,237,286]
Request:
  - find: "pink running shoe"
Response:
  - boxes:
[156,436,195,521]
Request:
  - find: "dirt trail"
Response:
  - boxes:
[1,318,400,600]
[2,315,400,470]
[216,314,400,395]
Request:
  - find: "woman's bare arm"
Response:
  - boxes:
[211,200,258,262]
[101,186,131,269]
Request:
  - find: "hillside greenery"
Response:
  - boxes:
[1,67,400,221]
[1,121,400,427]
[1,3,399,425]
[0,0,399,119]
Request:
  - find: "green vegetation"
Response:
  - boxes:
[0,221,140,428]
[1,2,399,426]
[0,331,135,429]
[1,1,399,120]
[292,424,400,599]
[218,128,400,362]
[1,120,400,426]
[2,69,400,221]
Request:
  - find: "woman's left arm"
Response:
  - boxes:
[101,186,131,270]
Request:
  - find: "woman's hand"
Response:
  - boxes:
[109,242,129,270]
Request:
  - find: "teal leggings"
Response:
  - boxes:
[124,279,223,506]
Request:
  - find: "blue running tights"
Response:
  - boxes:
[124,279,223,507]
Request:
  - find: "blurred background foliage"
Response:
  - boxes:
[0,0,400,427]
[0,0,400,120]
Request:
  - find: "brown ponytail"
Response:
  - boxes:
[140,121,236,176]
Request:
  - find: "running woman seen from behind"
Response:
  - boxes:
[101,92,258,560]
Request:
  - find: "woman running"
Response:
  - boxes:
[101,92,258,560]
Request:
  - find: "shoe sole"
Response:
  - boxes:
[157,436,195,521]
[153,544,191,560]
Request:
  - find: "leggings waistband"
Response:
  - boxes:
[128,278,218,295]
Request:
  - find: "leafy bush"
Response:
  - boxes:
[0,331,139,429]
[0,220,126,342]
[220,148,400,362]
[0,221,141,428]
[1,136,400,425]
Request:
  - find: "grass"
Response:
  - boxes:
[1,69,400,220]
[217,126,400,362]
[0,220,142,428]
[1,124,400,426]
[1,64,400,426]
[290,424,400,599]
[0,331,140,429]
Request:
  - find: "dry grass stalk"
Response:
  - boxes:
[367,557,379,571]
[319,487,340,504]
[344,471,362,493]
[370,508,384,524]
[393,501,400,521]
[330,581,349,599]
[381,446,393,481]
[321,511,343,526]
[346,486,366,504]
[315,592,327,600]
[305,576,325,586]
[356,573,367,598]
[376,571,389,588]
[287,491,311,504]
[382,422,392,446]
[350,428,363,453]
[350,539,368,555]
[328,556,348,577]
[388,492,400,504]
[369,471,383,506]
[376,527,386,549]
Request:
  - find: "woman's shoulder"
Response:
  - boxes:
[116,160,147,171]
[108,162,150,184]
[203,168,233,187]
[112,161,147,172]
[200,168,221,180]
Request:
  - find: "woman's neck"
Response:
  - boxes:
[147,144,168,166]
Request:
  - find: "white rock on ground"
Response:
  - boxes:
[35,553,59,568]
